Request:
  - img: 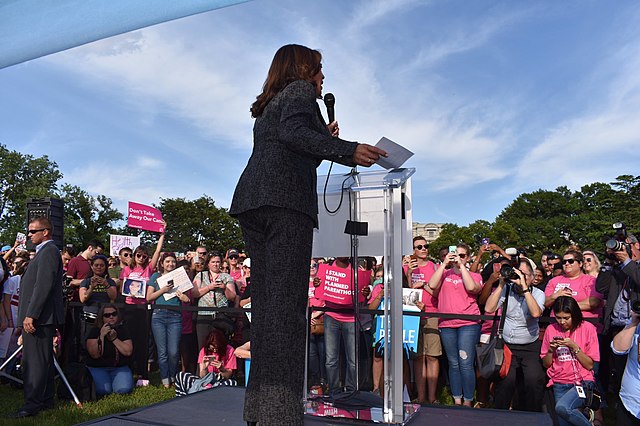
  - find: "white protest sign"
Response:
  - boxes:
[109,234,141,256]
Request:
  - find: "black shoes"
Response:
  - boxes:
[7,409,38,418]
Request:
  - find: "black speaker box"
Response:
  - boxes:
[26,197,64,250]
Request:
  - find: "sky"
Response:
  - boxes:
[2,0,640,227]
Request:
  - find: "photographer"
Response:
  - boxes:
[85,304,134,396]
[611,310,640,425]
[485,259,546,412]
[596,230,640,402]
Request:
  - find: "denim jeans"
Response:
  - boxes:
[553,382,594,426]
[151,308,183,385]
[88,365,134,396]
[439,323,480,401]
[324,315,357,394]
[308,333,326,385]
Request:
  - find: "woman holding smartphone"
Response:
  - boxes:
[192,253,236,348]
[541,296,599,425]
[427,243,483,407]
[174,328,237,396]
[147,252,190,388]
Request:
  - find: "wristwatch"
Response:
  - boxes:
[522,288,531,293]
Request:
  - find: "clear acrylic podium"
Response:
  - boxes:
[310,168,416,424]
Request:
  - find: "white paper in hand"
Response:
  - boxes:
[374,137,413,169]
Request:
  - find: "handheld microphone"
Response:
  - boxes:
[323,93,335,123]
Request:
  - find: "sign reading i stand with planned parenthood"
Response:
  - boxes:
[127,201,165,233]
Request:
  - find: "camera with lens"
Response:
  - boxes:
[62,275,75,299]
[605,222,632,262]
[500,264,520,282]
[631,300,640,314]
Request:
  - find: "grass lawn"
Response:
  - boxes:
[0,372,174,426]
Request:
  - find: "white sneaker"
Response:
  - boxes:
[136,379,150,387]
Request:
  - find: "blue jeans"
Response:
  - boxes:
[308,333,326,385]
[88,365,134,396]
[324,315,357,394]
[151,308,183,385]
[439,323,480,401]
[553,382,594,426]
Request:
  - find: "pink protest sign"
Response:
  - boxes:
[318,263,370,305]
[127,202,165,233]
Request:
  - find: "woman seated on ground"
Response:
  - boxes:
[85,304,134,396]
[175,328,237,396]
[541,296,599,425]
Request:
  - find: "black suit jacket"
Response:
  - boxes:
[596,260,640,334]
[229,80,358,226]
[18,240,65,326]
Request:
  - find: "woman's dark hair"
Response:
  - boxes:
[95,304,120,329]
[90,255,109,277]
[552,296,583,331]
[563,249,583,264]
[206,253,223,269]
[12,256,29,276]
[203,328,228,358]
[132,246,151,269]
[250,44,322,118]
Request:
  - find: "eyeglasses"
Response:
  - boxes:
[108,263,117,267]
[121,252,132,257]
[562,259,576,265]
[135,253,148,259]
[310,263,318,268]
[197,252,207,256]
[458,253,467,259]
[102,312,117,318]
[414,244,428,250]
[27,228,49,235]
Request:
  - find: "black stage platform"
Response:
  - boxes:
[79,387,553,426]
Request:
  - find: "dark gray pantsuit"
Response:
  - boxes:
[239,207,314,425]
[230,79,358,425]
[22,325,57,412]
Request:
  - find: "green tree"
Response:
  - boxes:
[0,144,62,244]
[61,184,124,249]
[137,196,243,255]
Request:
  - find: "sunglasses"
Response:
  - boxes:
[103,312,117,318]
[197,252,207,256]
[27,228,49,235]
[414,244,428,250]
[135,253,148,259]
[562,259,577,265]
[458,253,467,259]
[121,252,132,258]
[228,255,239,260]
[242,265,250,269]
[310,263,318,268]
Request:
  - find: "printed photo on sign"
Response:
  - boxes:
[402,288,422,308]
[122,278,146,298]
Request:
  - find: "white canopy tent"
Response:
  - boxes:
[0,0,249,69]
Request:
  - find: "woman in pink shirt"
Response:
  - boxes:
[541,296,599,425]
[175,328,237,396]
[544,250,603,332]
[427,243,482,407]
[119,231,165,384]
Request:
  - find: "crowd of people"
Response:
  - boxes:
[1,224,640,425]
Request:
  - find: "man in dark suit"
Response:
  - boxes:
[10,217,64,418]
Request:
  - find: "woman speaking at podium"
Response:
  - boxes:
[230,44,386,426]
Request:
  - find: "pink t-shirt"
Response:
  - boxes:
[544,274,603,331]
[198,345,237,374]
[229,268,242,283]
[404,262,438,313]
[319,264,370,323]
[540,321,599,385]
[308,278,324,308]
[437,269,483,329]
[120,264,154,305]
[481,286,500,335]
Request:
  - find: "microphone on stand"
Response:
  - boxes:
[323,93,335,123]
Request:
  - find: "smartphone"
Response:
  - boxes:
[410,254,418,261]
[481,237,490,245]
[448,245,457,253]
[553,336,563,341]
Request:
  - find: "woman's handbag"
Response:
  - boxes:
[310,314,324,335]
[476,286,512,379]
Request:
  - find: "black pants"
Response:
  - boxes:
[494,339,546,412]
[22,325,56,413]
[122,306,149,379]
[238,206,314,426]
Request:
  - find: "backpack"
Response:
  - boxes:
[57,362,96,402]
